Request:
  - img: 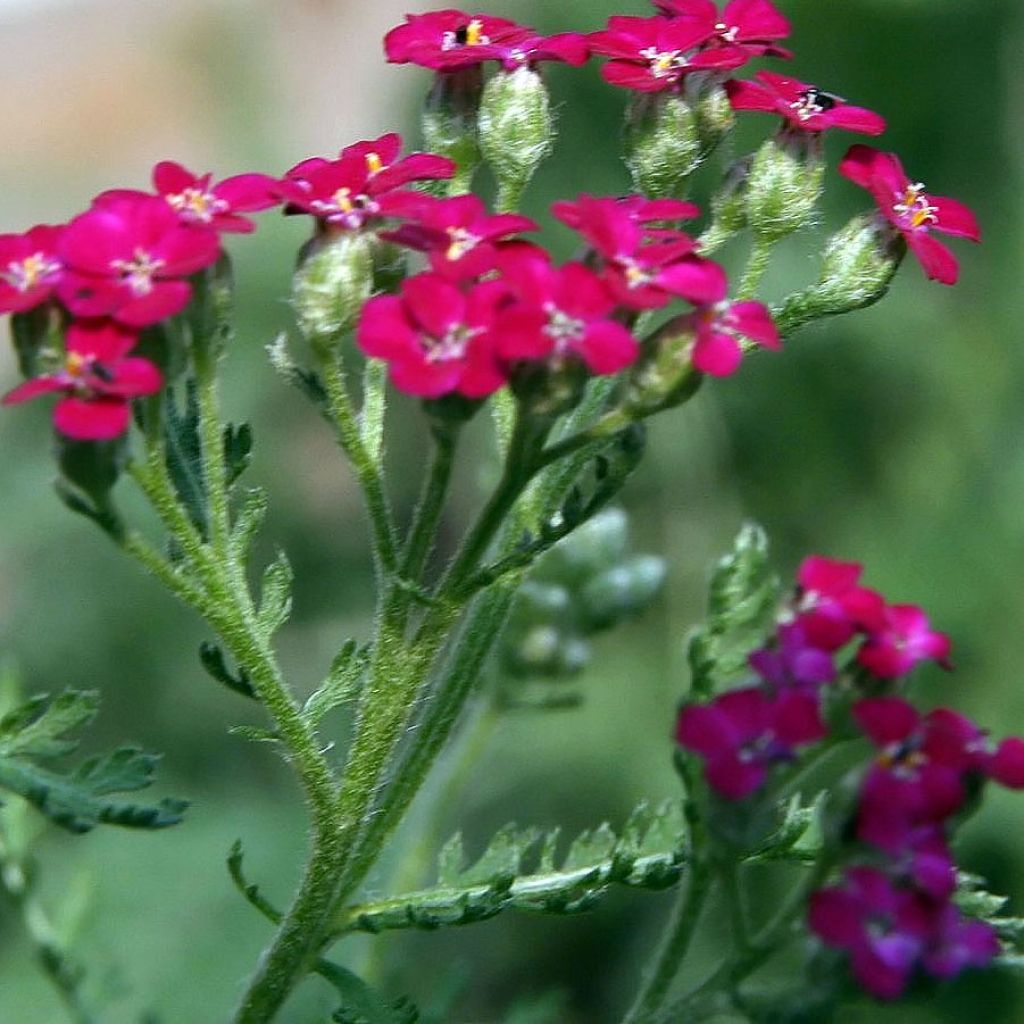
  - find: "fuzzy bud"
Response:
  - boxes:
[701,157,751,253]
[292,229,374,347]
[695,82,736,161]
[774,214,903,335]
[9,303,61,378]
[744,131,825,243]
[624,93,702,200]
[621,321,703,417]
[580,554,667,631]
[422,67,484,194]
[478,66,555,211]
[510,358,587,422]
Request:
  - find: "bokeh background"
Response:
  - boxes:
[0,0,1022,1020]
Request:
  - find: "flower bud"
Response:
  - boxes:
[624,93,702,200]
[620,321,704,417]
[695,82,735,161]
[774,214,903,335]
[580,554,667,631]
[422,67,483,194]
[701,157,751,253]
[478,66,555,211]
[10,303,62,378]
[513,580,572,622]
[744,131,825,243]
[510,358,587,422]
[292,229,374,347]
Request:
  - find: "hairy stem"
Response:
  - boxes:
[737,236,776,300]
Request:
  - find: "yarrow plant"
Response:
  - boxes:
[0,2,1011,1022]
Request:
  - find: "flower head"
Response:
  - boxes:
[653,0,792,57]
[749,622,837,693]
[590,15,747,93]
[492,244,639,375]
[0,225,65,315]
[382,193,537,280]
[793,555,883,652]
[857,603,951,679]
[676,686,826,799]
[726,72,886,135]
[2,319,161,439]
[384,10,533,70]
[684,298,779,377]
[57,195,220,327]
[278,133,455,231]
[357,273,506,399]
[551,194,724,310]
[839,145,981,285]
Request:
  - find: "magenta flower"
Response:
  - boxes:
[653,0,791,57]
[683,299,779,377]
[989,737,1024,790]
[492,244,639,376]
[99,162,279,234]
[491,32,591,70]
[590,16,747,93]
[382,194,537,280]
[839,145,981,285]
[748,622,837,692]
[726,72,886,135]
[793,555,883,652]
[809,867,931,1000]
[356,273,507,399]
[922,904,999,980]
[2,319,161,440]
[0,225,65,315]
[384,10,534,70]
[853,698,986,851]
[676,686,826,799]
[57,195,220,327]
[551,194,723,309]
[857,603,951,679]
[279,134,454,231]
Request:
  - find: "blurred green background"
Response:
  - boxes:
[0,0,1022,1019]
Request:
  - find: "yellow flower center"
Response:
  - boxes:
[112,248,165,295]
[64,350,88,378]
[445,227,480,262]
[641,46,684,78]
[365,152,384,176]
[3,252,60,292]
[893,183,938,230]
[166,187,224,222]
[333,188,355,214]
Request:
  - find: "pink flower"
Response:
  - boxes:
[491,244,639,375]
[857,603,951,679]
[839,145,981,285]
[0,225,65,314]
[492,32,591,70]
[384,10,534,70]
[809,867,932,1000]
[356,273,507,399]
[589,16,747,93]
[853,699,986,851]
[2,319,161,439]
[381,193,537,280]
[989,737,1024,789]
[684,299,779,377]
[748,622,837,692]
[922,904,999,980]
[794,555,884,652]
[726,72,886,135]
[551,194,724,309]
[98,162,279,234]
[278,133,454,231]
[653,0,791,57]
[57,195,220,327]
[676,686,826,799]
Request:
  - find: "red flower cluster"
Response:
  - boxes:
[676,553,1022,998]
[384,10,589,71]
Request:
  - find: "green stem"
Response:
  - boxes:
[194,346,231,556]
[622,856,714,1024]
[737,236,776,300]
[399,425,459,588]
[0,826,96,1024]
[360,358,387,464]
[318,353,398,577]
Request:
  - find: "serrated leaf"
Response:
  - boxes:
[461,825,540,886]
[223,422,253,486]
[302,640,368,727]
[257,551,293,638]
[229,725,281,745]
[564,823,616,872]
[0,690,98,760]
[163,381,209,539]
[267,332,329,408]
[687,523,780,699]
[748,794,825,864]
[199,642,255,700]
[319,960,419,1024]
[231,487,268,559]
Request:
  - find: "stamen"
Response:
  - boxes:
[166,187,227,223]
[2,252,61,292]
[365,152,384,176]
[893,183,938,230]
[640,46,685,78]
[446,18,490,49]
[445,227,480,262]
[111,248,165,296]
[790,88,838,121]
[543,305,586,353]
[714,21,739,42]
[425,322,479,362]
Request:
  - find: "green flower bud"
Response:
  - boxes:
[774,214,903,335]
[620,321,703,417]
[55,434,128,539]
[579,554,666,631]
[511,580,572,625]
[510,358,587,421]
[624,92,702,200]
[557,637,591,677]
[695,82,735,160]
[700,156,751,253]
[292,229,374,348]
[370,238,408,296]
[539,507,630,587]
[10,303,62,378]
[479,66,555,211]
[745,131,825,243]
[422,67,483,194]
[508,624,564,677]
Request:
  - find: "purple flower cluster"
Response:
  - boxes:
[676,555,1024,998]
